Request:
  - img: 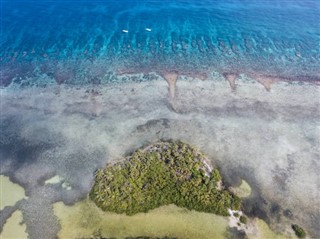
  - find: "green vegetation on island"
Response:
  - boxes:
[291,224,306,238]
[90,141,241,216]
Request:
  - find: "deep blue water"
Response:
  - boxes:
[1,0,320,86]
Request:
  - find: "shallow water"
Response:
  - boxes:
[54,198,294,239]
[54,200,229,239]
[1,78,319,238]
[1,1,320,239]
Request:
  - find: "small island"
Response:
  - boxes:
[90,141,241,216]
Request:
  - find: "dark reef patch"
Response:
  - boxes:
[135,118,171,133]
[0,62,35,87]
[225,227,247,239]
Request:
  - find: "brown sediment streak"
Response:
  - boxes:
[222,73,238,90]
[160,71,178,99]
[250,73,275,92]
[117,68,179,99]
[117,67,320,90]
[249,73,320,89]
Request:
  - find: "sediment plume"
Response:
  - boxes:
[223,73,239,90]
[250,73,275,91]
[161,71,178,100]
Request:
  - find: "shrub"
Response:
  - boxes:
[291,224,306,238]
[239,215,247,224]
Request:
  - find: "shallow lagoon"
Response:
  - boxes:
[1,76,319,238]
[54,198,293,239]
[55,200,228,239]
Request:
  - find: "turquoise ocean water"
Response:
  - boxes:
[1,0,320,86]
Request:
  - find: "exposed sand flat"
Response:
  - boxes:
[0,75,319,238]
[0,175,26,210]
[54,199,229,239]
[0,210,28,239]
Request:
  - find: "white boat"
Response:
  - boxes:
[122,29,129,33]
[145,28,152,32]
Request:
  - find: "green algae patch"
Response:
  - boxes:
[230,179,252,198]
[90,141,240,216]
[53,199,229,239]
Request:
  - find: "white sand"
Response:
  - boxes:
[45,175,72,190]
[44,175,64,185]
